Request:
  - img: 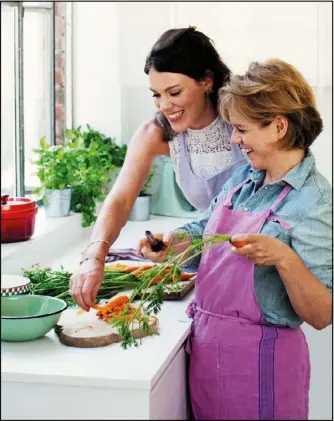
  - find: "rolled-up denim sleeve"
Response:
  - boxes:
[290,200,333,295]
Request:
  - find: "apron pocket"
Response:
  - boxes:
[189,337,220,420]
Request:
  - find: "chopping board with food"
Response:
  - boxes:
[104,262,196,300]
[55,295,158,348]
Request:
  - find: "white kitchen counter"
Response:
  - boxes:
[1,215,194,420]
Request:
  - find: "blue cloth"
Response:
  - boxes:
[179,150,332,327]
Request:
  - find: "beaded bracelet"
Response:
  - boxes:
[84,239,110,254]
[79,256,105,266]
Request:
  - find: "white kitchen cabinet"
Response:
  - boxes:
[1,296,193,420]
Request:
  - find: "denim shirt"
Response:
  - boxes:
[179,151,333,328]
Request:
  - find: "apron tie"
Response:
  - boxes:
[187,301,262,325]
[187,301,197,319]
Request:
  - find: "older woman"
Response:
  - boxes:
[138,59,332,420]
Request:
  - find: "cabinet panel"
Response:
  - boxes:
[150,346,188,420]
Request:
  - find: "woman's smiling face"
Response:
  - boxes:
[229,108,281,170]
[148,68,214,132]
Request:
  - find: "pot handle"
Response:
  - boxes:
[1,195,9,205]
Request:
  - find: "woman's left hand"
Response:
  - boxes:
[230,234,293,266]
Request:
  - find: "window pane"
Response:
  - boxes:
[1,4,15,196]
[22,2,53,9]
[23,9,52,191]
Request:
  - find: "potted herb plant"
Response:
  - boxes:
[128,167,156,221]
[32,137,77,217]
[65,125,127,227]
[65,124,127,190]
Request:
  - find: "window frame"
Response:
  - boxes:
[2,1,55,197]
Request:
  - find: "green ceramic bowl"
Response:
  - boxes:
[1,295,68,342]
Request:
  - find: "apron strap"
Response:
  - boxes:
[180,132,189,155]
[266,184,293,230]
[268,184,292,212]
[222,178,251,207]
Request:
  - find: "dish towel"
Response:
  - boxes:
[105,248,151,263]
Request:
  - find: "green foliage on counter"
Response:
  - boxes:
[32,137,78,201]
[32,125,128,227]
[24,265,141,307]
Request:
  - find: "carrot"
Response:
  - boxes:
[104,264,129,272]
[97,301,137,323]
[180,273,196,281]
[93,295,129,311]
[123,265,154,273]
[230,240,249,248]
[150,275,163,285]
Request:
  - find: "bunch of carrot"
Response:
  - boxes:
[94,295,136,322]
[23,263,195,309]
[108,233,250,349]
[108,263,195,285]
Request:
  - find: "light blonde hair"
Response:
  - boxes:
[219,59,323,150]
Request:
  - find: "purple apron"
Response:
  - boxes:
[179,121,246,210]
[186,178,311,420]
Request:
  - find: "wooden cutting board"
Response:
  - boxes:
[136,277,195,300]
[54,308,158,348]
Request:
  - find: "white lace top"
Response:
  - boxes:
[168,116,233,184]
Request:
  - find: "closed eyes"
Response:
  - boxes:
[152,91,182,98]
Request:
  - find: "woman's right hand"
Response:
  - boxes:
[69,259,105,311]
[137,231,192,263]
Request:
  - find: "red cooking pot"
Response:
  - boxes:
[1,195,38,243]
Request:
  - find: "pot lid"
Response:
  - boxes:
[1,195,37,213]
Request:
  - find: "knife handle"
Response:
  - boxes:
[145,230,165,252]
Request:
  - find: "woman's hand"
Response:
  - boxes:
[230,233,293,266]
[137,231,192,263]
[69,259,105,311]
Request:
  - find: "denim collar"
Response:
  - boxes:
[249,150,315,191]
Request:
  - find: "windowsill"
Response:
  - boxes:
[1,207,93,274]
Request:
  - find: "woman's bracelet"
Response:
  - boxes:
[79,256,105,266]
[84,239,110,254]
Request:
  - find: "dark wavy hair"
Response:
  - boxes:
[144,27,231,141]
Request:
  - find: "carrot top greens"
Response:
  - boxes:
[23,232,232,349]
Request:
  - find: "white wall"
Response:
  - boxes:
[72,1,121,140]
[72,2,332,182]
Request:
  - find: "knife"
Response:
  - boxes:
[145,230,166,252]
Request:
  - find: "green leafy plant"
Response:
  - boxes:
[31,137,78,205]
[32,125,128,227]
[65,124,127,171]
[65,125,128,227]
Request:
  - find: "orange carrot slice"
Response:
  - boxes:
[230,240,249,248]
[93,295,129,311]
[180,272,196,281]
